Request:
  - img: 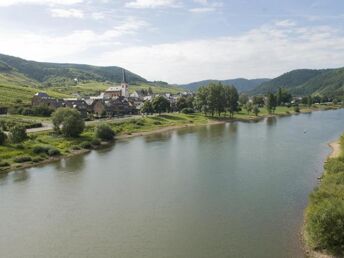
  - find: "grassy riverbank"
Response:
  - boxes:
[303,135,344,257]
[0,104,342,174]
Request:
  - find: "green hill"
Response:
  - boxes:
[0,53,183,106]
[249,68,344,97]
[181,78,270,92]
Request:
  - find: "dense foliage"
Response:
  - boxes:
[194,83,239,117]
[250,68,344,98]
[9,125,27,143]
[52,108,85,137]
[95,124,115,141]
[305,135,344,255]
[152,96,171,114]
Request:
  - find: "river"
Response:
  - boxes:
[1,109,344,258]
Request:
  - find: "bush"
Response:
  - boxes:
[95,124,115,141]
[0,130,6,145]
[32,145,50,154]
[10,125,27,143]
[71,145,81,151]
[52,108,85,137]
[91,138,101,146]
[324,158,344,174]
[14,156,32,163]
[181,108,195,114]
[79,141,92,149]
[0,161,10,167]
[306,199,344,255]
[32,157,44,163]
[47,147,60,156]
[294,105,300,113]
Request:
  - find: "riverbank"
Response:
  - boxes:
[303,135,344,257]
[0,104,342,174]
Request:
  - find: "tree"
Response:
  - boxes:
[244,102,253,114]
[152,96,170,114]
[52,108,85,137]
[266,93,277,114]
[0,129,7,145]
[208,83,226,117]
[253,105,260,116]
[10,125,27,143]
[148,87,153,95]
[194,86,209,115]
[225,86,239,117]
[176,96,188,111]
[307,95,313,107]
[252,96,265,107]
[95,124,115,141]
[277,88,282,106]
[239,94,249,105]
[141,101,154,115]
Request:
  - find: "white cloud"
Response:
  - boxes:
[0,0,82,6]
[1,19,344,84]
[91,12,105,20]
[95,22,344,83]
[50,8,84,18]
[0,17,149,60]
[189,0,222,13]
[189,7,215,13]
[125,0,179,9]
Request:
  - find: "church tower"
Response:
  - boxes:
[121,69,129,98]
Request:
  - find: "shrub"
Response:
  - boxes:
[306,199,344,255]
[47,147,60,156]
[91,138,101,146]
[14,156,32,163]
[0,161,10,167]
[181,108,195,114]
[32,145,50,154]
[15,144,25,149]
[71,145,81,151]
[32,157,44,163]
[0,130,6,145]
[324,158,344,174]
[52,108,85,137]
[10,126,27,143]
[95,124,115,141]
[79,141,92,149]
[294,105,300,113]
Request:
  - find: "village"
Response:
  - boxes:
[31,69,193,119]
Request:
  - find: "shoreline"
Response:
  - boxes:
[1,106,342,175]
[301,139,342,258]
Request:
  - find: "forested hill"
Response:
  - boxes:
[181,78,270,92]
[249,68,344,97]
[0,53,147,86]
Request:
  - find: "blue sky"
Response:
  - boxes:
[0,0,344,83]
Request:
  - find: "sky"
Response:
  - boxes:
[0,0,344,84]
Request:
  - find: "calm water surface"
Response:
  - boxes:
[1,109,344,258]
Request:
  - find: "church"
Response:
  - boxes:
[104,69,129,99]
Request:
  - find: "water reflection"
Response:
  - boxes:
[12,170,29,182]
[144,131,173,143]
[266,116,277,126]
[53,154,86,173]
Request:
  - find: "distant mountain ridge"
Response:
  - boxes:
[0,53,147,86]
[249,68,344,97]
[181,78,271,92]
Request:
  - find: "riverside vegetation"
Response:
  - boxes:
[304,135,344,256]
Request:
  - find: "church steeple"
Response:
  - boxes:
[121,68,128,84]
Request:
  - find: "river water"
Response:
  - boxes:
[1,109,344,258]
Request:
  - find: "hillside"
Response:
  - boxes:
[0,53,183,106]
[249,68,344,97]
[181,78,270,92]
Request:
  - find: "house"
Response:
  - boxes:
[32,92,64,109]
[104,69,129,99]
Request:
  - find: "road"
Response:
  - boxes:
[26,115,144,133]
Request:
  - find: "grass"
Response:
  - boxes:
[304,135,344,256]
[0,72,70,106]
[48,81,184,97]
[0,113,208,173]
